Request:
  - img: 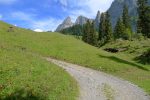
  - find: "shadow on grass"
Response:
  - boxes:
[98,55,149,71]
[1,89,46,100]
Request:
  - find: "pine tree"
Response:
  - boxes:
[82,24,88,42]
[122,4,132,40]
[99,13,106,41]
[89,22,97,45]
[85,20,92,44]
[105,12,113,42]
[114,18,126,39]
[137,0,150,38]
[122,5,132,30]
[82,20,97,45]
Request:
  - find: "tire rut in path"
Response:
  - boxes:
[46,58,150,100]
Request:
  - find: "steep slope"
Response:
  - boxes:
[55,17,73,32]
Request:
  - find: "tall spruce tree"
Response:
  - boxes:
[105,12,113,42]
[82,20,96,45]
[88,22,97,45]
[122,4,132,40]
[99,13,106,41]
[114,18,126,39]
[122,5,132,30]
[82,23,88,42]
[137,0,150,38]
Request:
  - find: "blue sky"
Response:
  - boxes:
[0,0,113,31]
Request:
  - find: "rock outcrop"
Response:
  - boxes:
[108,0,150,31]
[75,15,91,26]
[55,17,73,32]
[94,10,101,30]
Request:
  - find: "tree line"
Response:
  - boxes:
[82,0,150,46]
[60,0,150,47]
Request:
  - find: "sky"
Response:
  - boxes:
[0,0,114,31]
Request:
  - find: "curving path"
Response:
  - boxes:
[46,58,150,100]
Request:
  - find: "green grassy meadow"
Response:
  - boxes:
[0,20,150,99]
[0,21,78,100]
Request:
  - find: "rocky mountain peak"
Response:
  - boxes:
[55,16,73,32]
[75,15,89,26]
[63,16,72,25]
[94,10,101,29]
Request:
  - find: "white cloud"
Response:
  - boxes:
[31,18,62,31]
[55,0,113,19]
[0,0,17,5]
[0,14,2,19]
[34,29,44,32]
[69,0,113,19]
[11,11,35,21]
[60,0,68,7]
[10,11,62,31]
[5,1,114,31]
[54,0,68,7]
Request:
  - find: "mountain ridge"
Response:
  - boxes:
[55,0,150,32]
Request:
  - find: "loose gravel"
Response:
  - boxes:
[46,58,150,100]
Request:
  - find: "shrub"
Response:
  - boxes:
[136,49,150,64]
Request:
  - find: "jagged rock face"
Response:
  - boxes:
[55,17,73,32]
[94,11,101,30]
[108,0,150,30]
[75,16,90,26]
[108,0,137,29]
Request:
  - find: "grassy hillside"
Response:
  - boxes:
[0,21,78,100]
[0,21,150,95]
[102,39,150,64]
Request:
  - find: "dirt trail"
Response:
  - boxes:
[46,58,150,100]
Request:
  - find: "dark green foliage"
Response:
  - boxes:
[122,5,132,31]
[137,0,150,38]
[99,13,106,41]
[105,12,113,42]
[82,21,90,42]
[98,12,113,46]
[1,89,45,100]
[114,5,133,40]
[82,20,97,46]
[122,5,133,40]
[114,18,126,39]
[136,49,150,64]
[60,25,83,36]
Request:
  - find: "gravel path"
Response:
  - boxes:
[46,58,150,100]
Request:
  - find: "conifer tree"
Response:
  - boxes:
[137,0,150,38]
[114,18,126,39]
[85,20,91,43]
[122,5,132,30]
[99,13,106,41]
[122,4,132,40]
[82,20,97,45]
[82,24,88,42]
[105,12,113,42]
[89,22,97,45]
